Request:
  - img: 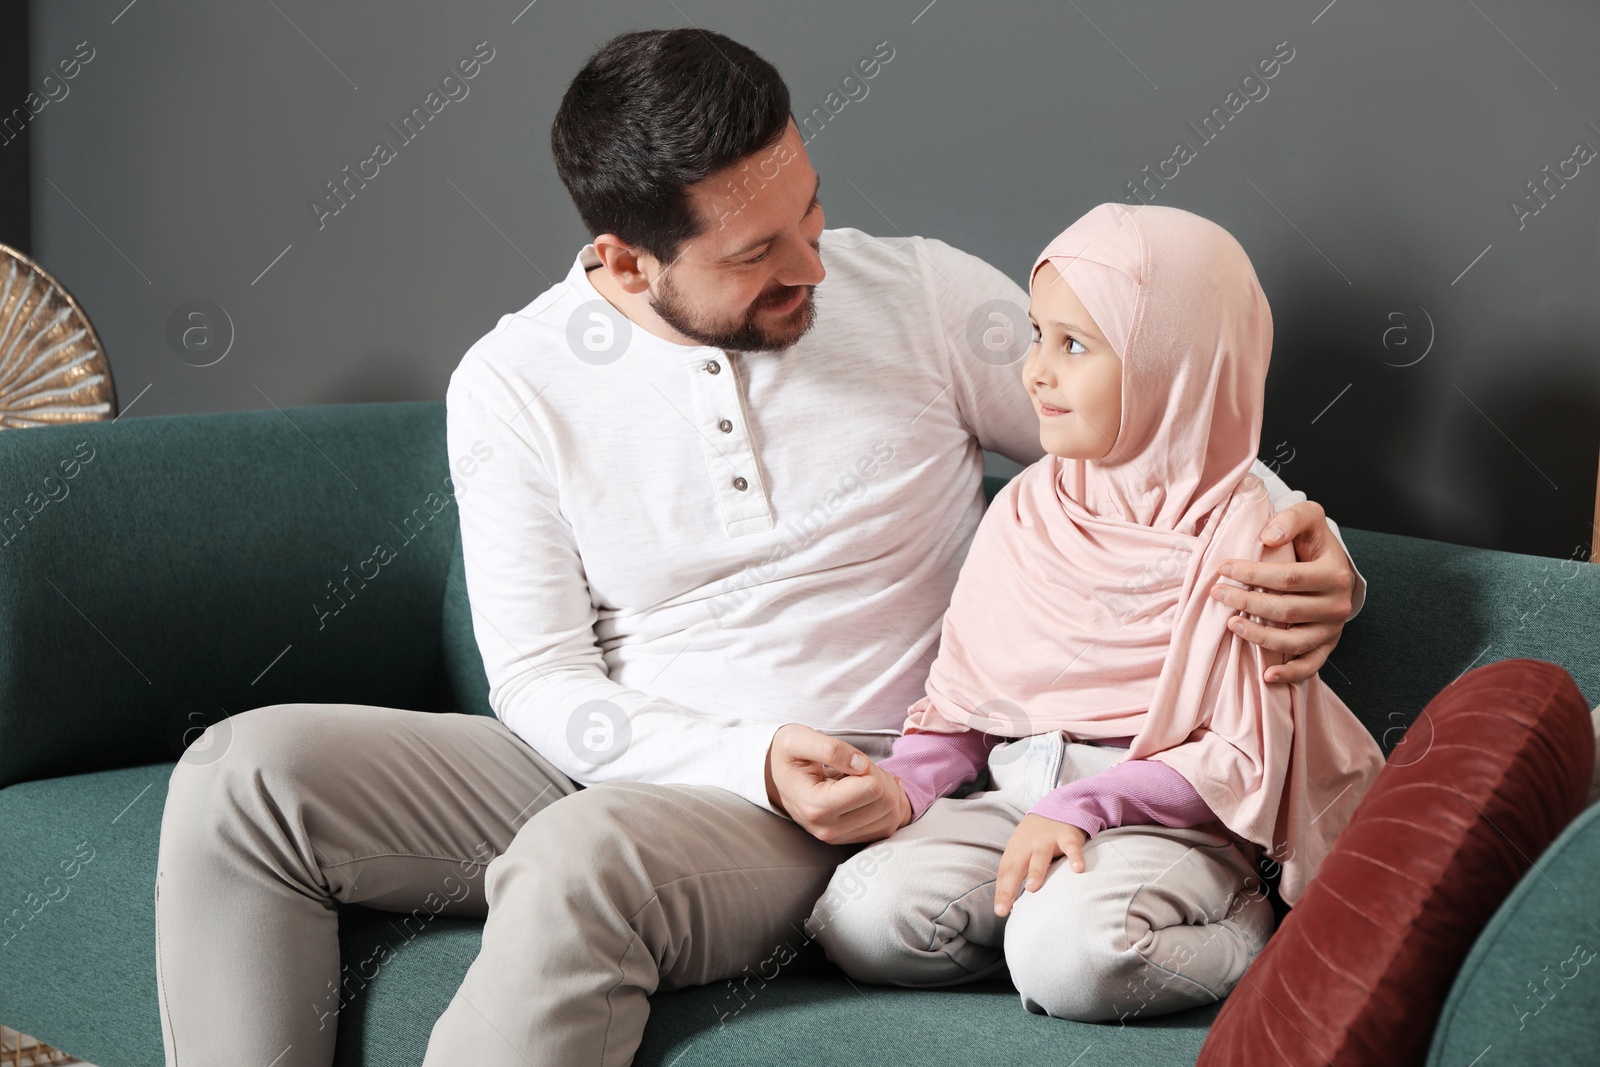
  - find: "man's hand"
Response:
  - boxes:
[994,813,1088,917]
[1214,499,1358,684]
[765,723,912,845]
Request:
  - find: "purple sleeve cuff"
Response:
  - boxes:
[1028,757,1217,838]
[877,729,996,823]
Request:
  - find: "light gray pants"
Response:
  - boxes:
[804,730,1276,1023]
[153,702,896,1066]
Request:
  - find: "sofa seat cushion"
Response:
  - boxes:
[0,762,173,1065]
[633,975,1217,1065]
[3,761,1223,1066]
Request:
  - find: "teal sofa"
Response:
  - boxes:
[2,401,1598,1066]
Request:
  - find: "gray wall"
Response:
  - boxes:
[27,0,1600,559]
[1,0,28,252]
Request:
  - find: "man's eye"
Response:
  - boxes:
[745,249,771,264]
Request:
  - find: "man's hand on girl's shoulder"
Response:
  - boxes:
[1213,499,1357,684]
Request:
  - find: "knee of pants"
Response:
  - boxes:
[161,703,322,841]
[1003,878,1273,1023]
[803,841,968,987]
[1002,893,1141,1022]
[482,782,653,914]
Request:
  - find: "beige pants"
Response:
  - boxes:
[805,730,1276,1023]
[153,702,896,1066]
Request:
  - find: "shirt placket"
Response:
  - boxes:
[685,351,774,537]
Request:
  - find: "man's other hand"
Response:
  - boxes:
[765,723,910,844]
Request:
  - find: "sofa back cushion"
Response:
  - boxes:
[0,401,458,788]
[442,527,494,717]
[1324,527,1600,742]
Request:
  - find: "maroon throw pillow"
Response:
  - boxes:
[1198,658,1594,1067]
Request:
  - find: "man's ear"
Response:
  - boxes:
[591,234,653,295]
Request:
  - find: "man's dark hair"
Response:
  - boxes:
[551,29,792,267]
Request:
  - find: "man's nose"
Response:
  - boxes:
[776,238,825,287]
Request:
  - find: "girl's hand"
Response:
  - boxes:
[994,813,1088,917]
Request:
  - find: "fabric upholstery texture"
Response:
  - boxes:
[0,402,466,791]
[1425,798,1600,1066]
[3,406,1600,1066]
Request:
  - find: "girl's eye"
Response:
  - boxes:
[1028,321,1086,355]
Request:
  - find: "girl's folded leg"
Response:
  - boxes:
[1001,822,1275,1024]
[803,787,1024,989]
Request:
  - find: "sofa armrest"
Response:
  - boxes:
[1427,799,1600,1063]
[0,402,456,788]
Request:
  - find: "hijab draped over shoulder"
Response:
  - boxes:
[907,202,1384,905]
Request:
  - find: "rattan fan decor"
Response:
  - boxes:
[0,1023,80,1063]
[0,242,117,429]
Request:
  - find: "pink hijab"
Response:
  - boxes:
[907,202,1384,905]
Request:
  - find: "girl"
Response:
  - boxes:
[804,202,1385,1023]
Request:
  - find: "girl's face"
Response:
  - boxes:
[1021,261,1123,460]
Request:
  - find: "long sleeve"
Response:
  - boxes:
[918,235,1052,468]
[446,370,786,815]
[877,728,997,823]
[1028,757,1218,838]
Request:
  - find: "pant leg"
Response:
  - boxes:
[155,703,578,1067]
[1001,821,1276,1024]
[803,733,1061,988]
[421,731,896,1067]
[802,789,1021,988]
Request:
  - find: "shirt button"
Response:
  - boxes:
[718,418,733,433]
[732,476,748,491]
[705,360,721,375]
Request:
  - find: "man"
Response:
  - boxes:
[155,28,1364,1067]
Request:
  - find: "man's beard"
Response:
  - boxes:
[648,270,817,353]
